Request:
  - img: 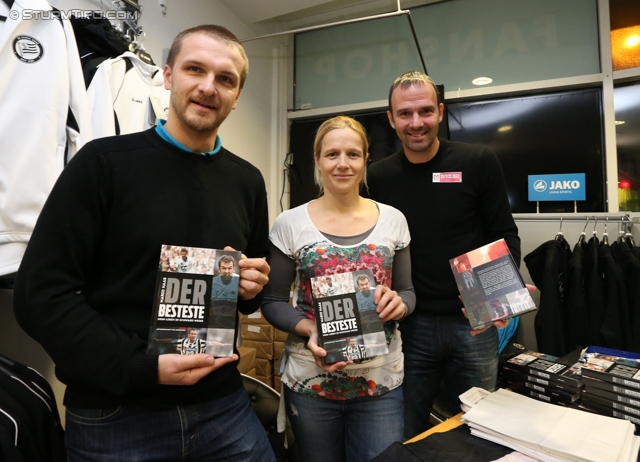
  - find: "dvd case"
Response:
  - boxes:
[583,386,640,409]
[579,347,640,391]
[581,375,640,399]
[146,245,241,358]
[502,350,584,389]
[449,239,536,330]
[310,269,388,364]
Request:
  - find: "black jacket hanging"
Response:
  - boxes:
[584,236,607,347]
[615,239,640,352]
[68,13,130,87]
[565,241,589,350]
[599,242,629,350]
[524,238,571,357]
[0,355,66,461]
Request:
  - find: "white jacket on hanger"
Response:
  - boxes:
[87,51,170,139]
[0,0,92,277]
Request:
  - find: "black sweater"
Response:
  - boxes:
[14,129,270,408]
[368,139,520,316]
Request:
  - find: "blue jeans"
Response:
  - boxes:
[400,312,498,439]
[284,385,404,462]
[65,387,276,462]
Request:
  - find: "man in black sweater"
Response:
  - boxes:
[14,25,275,461]
[368,71,520,439]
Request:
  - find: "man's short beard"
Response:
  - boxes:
[177,110,219,133]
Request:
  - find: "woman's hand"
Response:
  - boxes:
[375,285,406,321]
[295,318,353,372]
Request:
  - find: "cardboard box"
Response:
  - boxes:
[241,339,274,360]
[239,309,271,325]
[256,357,273,378]
[244,367,257,380]
[274,328,288,342]
[274,341,285,362]
[273,375,282,393]
[237,346,256,374]
[241,323,274,343]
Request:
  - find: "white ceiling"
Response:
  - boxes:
[220,0,442,34]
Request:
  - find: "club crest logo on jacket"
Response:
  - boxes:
[13,35,44,63]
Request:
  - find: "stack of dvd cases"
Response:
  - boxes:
[500,349,583,407]
[576,347,640,431]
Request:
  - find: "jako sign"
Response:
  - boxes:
[528,174,586,201]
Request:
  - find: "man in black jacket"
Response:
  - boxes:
[368,71,520,439]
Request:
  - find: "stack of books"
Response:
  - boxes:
[576,347,640,431]
[500,349,583,407]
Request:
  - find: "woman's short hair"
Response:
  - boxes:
[313,116,370,195]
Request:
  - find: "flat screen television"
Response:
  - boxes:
[447,89,605,213]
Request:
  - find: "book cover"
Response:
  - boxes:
[449,239,536,330]
[147,245,242,358]
[310,269,388,364]
[578,347,640,391]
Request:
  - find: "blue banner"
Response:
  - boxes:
[528,174,586,201]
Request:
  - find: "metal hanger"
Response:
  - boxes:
[578,216,588,246]
[555,217,564,241]
[135,30,154,65]
[624,219,636,247]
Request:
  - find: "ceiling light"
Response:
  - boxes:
[498,125,512,132]
[472,77,493,86]
[626,35,640,47]
[615,120,625,125]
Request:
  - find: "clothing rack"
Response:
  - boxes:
[514,214,638,246]
[513,214,635,223]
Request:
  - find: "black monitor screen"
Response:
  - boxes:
[447,89,605,213]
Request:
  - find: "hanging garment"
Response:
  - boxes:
[0,0,92,277]
[68,12,130,87]
[564,241,589,350]
[87,51,169,139]
[524,238,571,357]
[615,239,640,352]
[0,354,66,461]
[583,236,607,347]
[599,242,631,351]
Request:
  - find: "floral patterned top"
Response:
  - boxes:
[270,200,410,400]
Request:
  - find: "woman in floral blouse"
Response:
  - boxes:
[262,116,416,462]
